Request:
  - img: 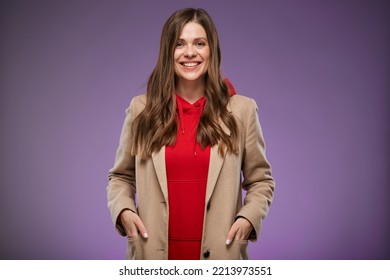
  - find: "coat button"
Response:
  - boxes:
[203,250,210,258]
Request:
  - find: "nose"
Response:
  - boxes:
[184,45,197,58]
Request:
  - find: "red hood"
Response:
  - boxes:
[224,78,237,96]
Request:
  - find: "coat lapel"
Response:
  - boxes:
[205,145,226,203]
[205,117,231,203]
[151,146,168,203]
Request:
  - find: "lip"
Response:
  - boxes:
[179,61,202,69]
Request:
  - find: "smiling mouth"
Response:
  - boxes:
[180,62,201,67]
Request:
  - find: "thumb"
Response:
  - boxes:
[134,216,149,239]
[225,222,238,245]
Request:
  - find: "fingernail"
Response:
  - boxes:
[226,239,231,245]
[143,233,148,238]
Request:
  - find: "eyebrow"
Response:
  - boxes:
[178,37,207,41]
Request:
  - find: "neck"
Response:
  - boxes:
[176,78,205,104]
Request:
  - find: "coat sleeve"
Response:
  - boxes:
[235,98,275,242]
[106,97,140,236]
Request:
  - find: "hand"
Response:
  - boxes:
[119,209,148,239]
[225,217,253,245]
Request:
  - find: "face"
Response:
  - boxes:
[174,21,210,84]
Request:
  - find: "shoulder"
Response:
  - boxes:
[228,94,258,117]
[129,94,147,109]
[126,94,147,116]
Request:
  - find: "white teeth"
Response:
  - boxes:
[183,62,199,67]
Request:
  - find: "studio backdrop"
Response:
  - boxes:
[1,0,389,259]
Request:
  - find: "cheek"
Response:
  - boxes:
[201,49,210,64]
[173,49,182,61]
[202,54,210,68]
[173,51,180,72]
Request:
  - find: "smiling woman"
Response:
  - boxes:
[106,8,275,260]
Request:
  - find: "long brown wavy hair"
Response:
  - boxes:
[131,8,238,159]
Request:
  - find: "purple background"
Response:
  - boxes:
[1,0,389,260]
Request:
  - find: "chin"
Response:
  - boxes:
[181,75,203,81]
[176,72,207,82]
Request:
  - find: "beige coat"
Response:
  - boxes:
[107,94,275,260]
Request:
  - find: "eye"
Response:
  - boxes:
[176,41,185,48]
[195,41,206,47]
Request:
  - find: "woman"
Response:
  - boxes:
[107,8,275,260]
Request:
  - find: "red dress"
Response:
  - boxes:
[165,94,210,260]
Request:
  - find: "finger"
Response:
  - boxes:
[119,215,132,238]
[120,210,141,238]
[128,223,139,238]
[234,218,253,240]
[121,217,137,238]
[134,216,149,239]
[234,227,249,240]
[226,223,238,245]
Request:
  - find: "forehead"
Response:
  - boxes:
[179,21,207,40]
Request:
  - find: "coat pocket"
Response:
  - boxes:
[231,239,249,260]
[126,235,143,260]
